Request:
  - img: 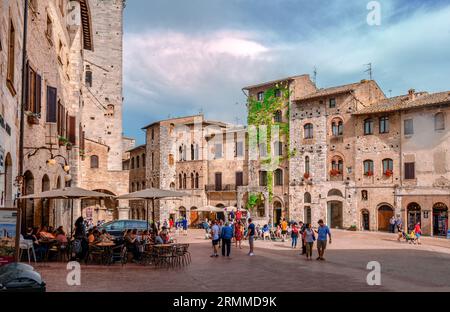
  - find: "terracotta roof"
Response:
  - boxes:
[354,91,450,115]
[126,144,146,153]
[298,80,371,101]
[243,75,310,90]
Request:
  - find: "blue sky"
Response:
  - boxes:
[122,0,450,143]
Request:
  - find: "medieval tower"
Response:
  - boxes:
[81,0,124,171]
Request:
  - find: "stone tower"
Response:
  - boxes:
[81,0,124,170]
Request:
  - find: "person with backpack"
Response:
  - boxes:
[303,223,316,260]
[316,219,332,261]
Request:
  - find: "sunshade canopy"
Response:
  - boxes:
[19,187,114,199]
[116,188,190,200]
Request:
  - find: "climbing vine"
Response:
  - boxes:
[247,82,293,204]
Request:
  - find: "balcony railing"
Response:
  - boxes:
[205,184,238,192]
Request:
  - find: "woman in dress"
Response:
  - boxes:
[234,220,243,249]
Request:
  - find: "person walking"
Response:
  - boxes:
[316,219,332,261]
[299,221,306,255]
[281,218,288,242]
[246,218,256,256]
[303,223,316,260]
[221,222,234,257]
[234,220,243,249]
[210,220,220,258]
[291,223,299,249]
[414,222,422,245]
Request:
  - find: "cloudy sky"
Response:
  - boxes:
[122,0,450,143]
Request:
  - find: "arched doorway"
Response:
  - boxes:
[41,175,51,227]
[23,171,35,229]
[273,201,282,226]
[407,203,421,231]
[378,205,394,231]
[433,203,448,237]
[4,153,13,207]
[361,209,370,231]
[327,201,343,229]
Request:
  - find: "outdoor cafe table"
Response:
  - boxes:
[39,239,58,262]
[95,241,115,265]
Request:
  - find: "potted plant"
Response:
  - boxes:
[384,169,393,177]
[27,112,40,125]
[303,172,310,180]
[65,142,73,151]
[348,225,357,231]
[58,136,68,146]
[364,170,374,177]
[329,169,341,176]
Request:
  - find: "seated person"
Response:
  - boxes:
[158,227,170,244]
[55,227,68,245]
[38,226,56,240]
[124,229,141,261]
[87,229,96,244]
[100,229,114,242]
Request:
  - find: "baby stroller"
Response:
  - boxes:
[402,231,417,244]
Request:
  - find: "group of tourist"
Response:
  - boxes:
[22,225,69,261]
[206,216,333,261]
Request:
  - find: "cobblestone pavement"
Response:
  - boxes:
[35,230,450,292]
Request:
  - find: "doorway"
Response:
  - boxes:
[304,206,311,225]
[407,203,421,231]
[361,210,370,231]
[378,205,394,231]
[433,203,448,237]
[327,201,343,229]
[273,201,282,226]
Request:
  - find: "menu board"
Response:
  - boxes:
[0,209,20,266]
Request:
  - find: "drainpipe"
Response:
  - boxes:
[16,0,28,244]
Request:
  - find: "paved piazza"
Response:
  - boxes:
[34,230,450,292]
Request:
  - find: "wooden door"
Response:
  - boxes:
[378,206,393,231]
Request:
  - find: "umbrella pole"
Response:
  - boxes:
[146,199,149,231]
[70,198,74,237]
[152,198,155,230]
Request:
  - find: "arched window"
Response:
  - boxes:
[274,110,282,123]
[183,173,187,189]
[142,154,146,167]
[169,154,174,166]
[363,160,374,176]
[382,159,393,175]
[136,156,140,168]
[195,173,199,189]
[170,182,175,190]
[191,144,195,160]
[379,116,389,133]
[259,170,268,186]
[131,182,135,192]
[90,155,99,168]
[142,181,146,189]
[85,66,92,88]
[305,156,310,175]
[331,156,343,175]
[179,146,183,161]
[328,189,343,197]
[304,192,311,204]
[304,123,313,139]
[364,118,374,135]
[274,169,283,186]
[331,118,344,136]
[178,174,182,189]
[259,142,267,158]
[190,173,194,189]
[131,157,135,169]
[435,112,445,131]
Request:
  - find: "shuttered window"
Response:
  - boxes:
[235,171,244,187]
[46,86,57,122]
[404,162,415,180]
[57,101,65,136]
[26,64,42,114]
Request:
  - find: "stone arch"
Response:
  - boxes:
[23,170,35,229]
[361,209,370,231]
[432,202,448,236]
[328,189,343,197]
[407,202,421,231]
[273,200,283,226]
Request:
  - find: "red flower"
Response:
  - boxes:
[303,173,310,179]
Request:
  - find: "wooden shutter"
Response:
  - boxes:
[405,163,415,179]
[236,171,243,187]
[35,74,42,115]
[68,116,76,144]
[46,86,57,122]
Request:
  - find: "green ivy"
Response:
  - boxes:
[247,83,292,203]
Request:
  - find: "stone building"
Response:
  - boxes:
[354,90,450,236]
[140,114,245,225]
[290,80,386,229]
[128,144,146,220]
[0,0,128,232]
[242,75,317,226]
[0,0,21,209]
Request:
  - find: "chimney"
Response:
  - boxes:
[408,89,416,100]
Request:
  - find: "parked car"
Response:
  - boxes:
[99,220,151,239]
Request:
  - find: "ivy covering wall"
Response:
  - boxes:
[246,82,292,210]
